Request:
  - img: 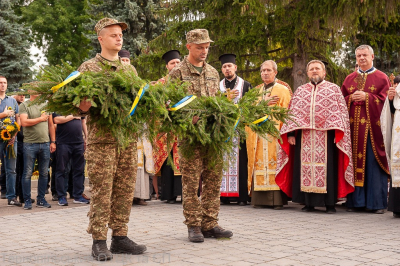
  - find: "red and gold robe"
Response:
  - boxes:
[152,74,181,175]
[341,69,390,186]
[276,80,354,198]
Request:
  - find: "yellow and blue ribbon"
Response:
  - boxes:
[169,95,197,111]
[252,115,270,126]
[51,71,81,93]
[225,104,241,142]
[129,84,149,116]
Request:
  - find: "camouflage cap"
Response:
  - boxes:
[186,29,214,44]
[94,18,128,35]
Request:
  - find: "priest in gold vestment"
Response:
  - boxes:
[247,60,291,209]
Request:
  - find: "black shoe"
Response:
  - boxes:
[110,236,146,255]
[347,207,363,212]
[393,212,400,218]
[326,206,336,214]
[92,240,113,261]
[188,226,204,242]
[8,198,22,207]
[52,194,58,201]
[301,205,315,212]
[19,198,35,204]
[45,188,49,194]
[220,200,230,205]
[373,209,385,214]
[238,202,247,206]
[273,205,283,210]
[167,199,176,204]
[202,225,233,239]
[1,193,6,199]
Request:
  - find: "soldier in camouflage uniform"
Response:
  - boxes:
[169,29,233,243]
[77,18,146,261]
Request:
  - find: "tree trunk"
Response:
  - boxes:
[292,43,308,91]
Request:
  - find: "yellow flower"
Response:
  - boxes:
[3,118,11,124]
[7,107,12,110]
[14,122,20,131]
[6,125,14,132]
[1,130,11,140]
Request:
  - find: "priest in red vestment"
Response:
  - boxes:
[153,50,182,203]
[341,45,390,214]
[276,60,354,213]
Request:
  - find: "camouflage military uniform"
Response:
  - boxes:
[78,54,138,240]
[169,55,223,231]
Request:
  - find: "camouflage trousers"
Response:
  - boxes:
[179,146,223,230]
[86,142,137,240]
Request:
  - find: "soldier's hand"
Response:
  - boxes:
[288,136,296,145]
[388,86,396,101]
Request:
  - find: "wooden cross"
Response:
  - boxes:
[390,73,395,87]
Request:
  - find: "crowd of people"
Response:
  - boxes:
[0,17,399,262]
[0,80,90,208]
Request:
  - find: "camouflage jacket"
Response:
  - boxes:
[77,53,138,145]
[168,56,219,96]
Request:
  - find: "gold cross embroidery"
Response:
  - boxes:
[396,126,400,133]
[375,98,380,104]
[376,120,381,127]
[268,158,276,168]
[349,85,355,92]
[369,85,376,92]
[396,151,400,158]
[358,153,363,160]
[350,117,354,124]
[360,117,366,125]
[256,159,263,168]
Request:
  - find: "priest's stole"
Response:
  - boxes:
[253,135,280,191]
[220,137,240,197]
[300,129,328,193]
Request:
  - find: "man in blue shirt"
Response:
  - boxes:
[0,76,21,206]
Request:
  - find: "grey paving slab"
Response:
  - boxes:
[1,201,400,266]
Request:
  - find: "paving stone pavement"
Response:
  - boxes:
[0,200,399,266]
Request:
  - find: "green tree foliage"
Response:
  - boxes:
[140,0,400,88]
[343,10,400,75]
[86,0,165,58]
[18,0,91,67]
[135,0,277,84]
[243,0,400,87]
[0,0,33,91]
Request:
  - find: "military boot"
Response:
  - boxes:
[202,225,233,239]
[188,226,204,242]
[110,236,147,255]
[92,240,113,261]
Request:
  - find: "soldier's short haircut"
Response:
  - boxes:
[355,45,374,55]
[0,76,6,80]
[306,60,326,72]
[260,60,277,72]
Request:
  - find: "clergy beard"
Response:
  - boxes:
[310,75,324,84]
[225,74,235,80]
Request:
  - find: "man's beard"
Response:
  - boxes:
[225,73,235,80]
[310,75,323,84]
